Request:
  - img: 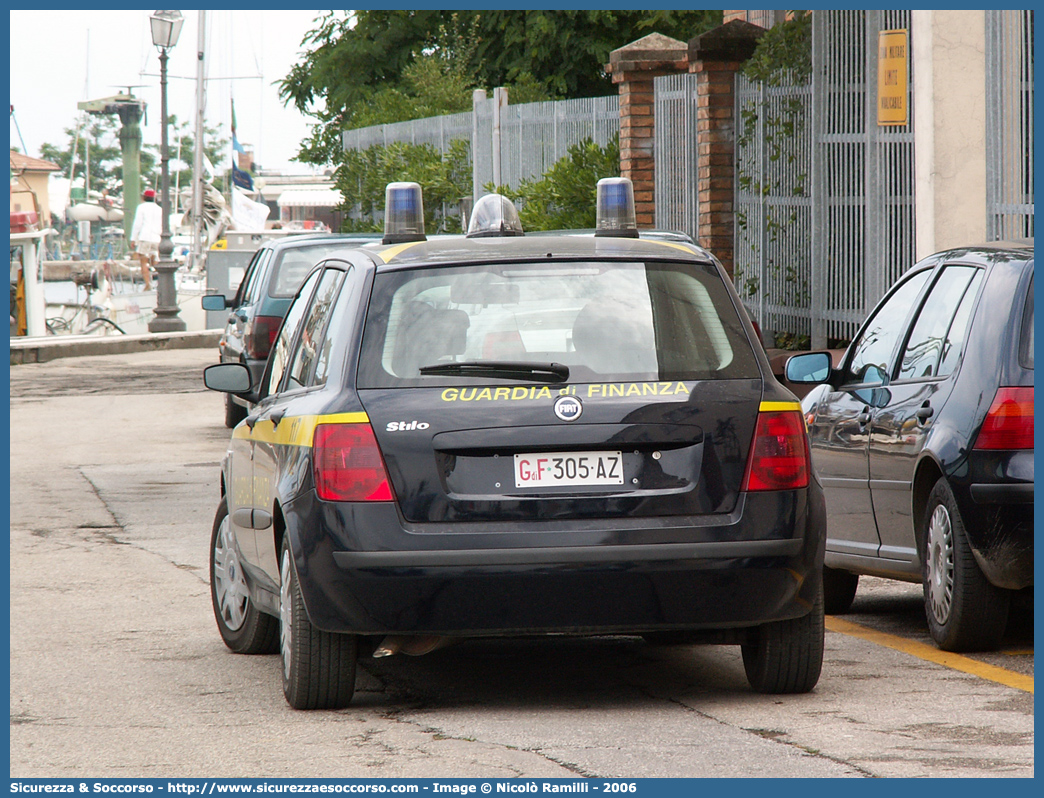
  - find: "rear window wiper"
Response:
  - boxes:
[418,360,570,383]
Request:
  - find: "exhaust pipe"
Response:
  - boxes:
[373,635,458,658]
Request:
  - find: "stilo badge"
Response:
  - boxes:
[553,395,583,422]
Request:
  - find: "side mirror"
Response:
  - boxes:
[202,293,230,311]
[203,362,253,395]
[785,352,832,384]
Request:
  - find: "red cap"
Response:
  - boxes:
[143,188,156,200]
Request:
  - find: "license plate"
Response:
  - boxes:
[513,451,624,488]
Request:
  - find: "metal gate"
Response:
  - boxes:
[986,10,1034,240]
[732,10,916,348]
[810,9,915,348]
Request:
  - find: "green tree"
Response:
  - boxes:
[161,115,232,197]
[40,115,152,199]
[494,136,621,231]
[280,10,717,166]
[39,113,230,202]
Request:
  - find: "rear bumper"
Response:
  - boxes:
[952,451,1034,590]
[284,487,826,636]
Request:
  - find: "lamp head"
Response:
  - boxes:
[150,10,184,50]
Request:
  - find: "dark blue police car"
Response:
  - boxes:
[204,180,827,708]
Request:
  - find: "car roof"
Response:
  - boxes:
[349,234,717,270]
[264,232,381,252]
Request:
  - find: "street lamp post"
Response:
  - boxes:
[148,10,186,333]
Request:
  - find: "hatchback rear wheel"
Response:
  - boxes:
[922,477,1010,651]
[822,566,858,615]
[210,498,278,654]
[742,581,824,694]
[224,394,247,428]
[279,539,357,709]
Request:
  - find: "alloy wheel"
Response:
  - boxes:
[212,515,249,631]
[280,547,294,681]
[926,504,955,625]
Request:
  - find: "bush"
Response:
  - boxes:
[490,135,620,231]
[336,139,472,234]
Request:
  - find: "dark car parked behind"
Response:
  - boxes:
[203,234,380,427]
[787,241,1033,651]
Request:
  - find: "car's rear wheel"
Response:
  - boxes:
[210,498,278,654]
[822,566,859,614]
[922,477,1010,651]
[224,394,247,428]
[279,539,357,709]
[742,581,824,694]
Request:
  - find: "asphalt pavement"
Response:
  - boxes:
[8,347,1034,778]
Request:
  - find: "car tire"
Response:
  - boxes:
[822,566,858,615]
[279,539,357,709]
[224,394,248,429]
[741,581,824,694]
[922,477,1010,652]
[210,498,278,654]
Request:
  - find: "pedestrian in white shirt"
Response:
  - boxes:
[130,188,161,290]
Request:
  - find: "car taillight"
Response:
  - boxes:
[313,423,395,502]
[973,387,1034,450]
[246,315,282,360]
[742,409,810,491]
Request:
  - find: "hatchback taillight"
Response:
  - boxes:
[245,315,282,360]
[313,423,394,502]
[973,387,1034,450]
[742,409,810,491]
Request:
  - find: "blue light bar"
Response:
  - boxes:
[383,182,427,245]
[595,177,638,238]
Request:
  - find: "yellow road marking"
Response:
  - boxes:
[826,616,1034,694]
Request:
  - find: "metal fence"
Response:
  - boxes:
[653,74,699,240]
[341,93,619,200]
[986,9,1035,240]
[341,111,474,153]
[732,75,814,343]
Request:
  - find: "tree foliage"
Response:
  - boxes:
[742,11,812,85]
[494,136,621,231]
[337,139,472,235]
[39,113,229,200]
[40,116,145,199]
[280,10,717,165]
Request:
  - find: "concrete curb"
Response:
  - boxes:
[10,330,221,365]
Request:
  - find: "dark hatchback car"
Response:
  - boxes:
[204,184,826,709]
[203,234,379,427]
[788,242,1033,651]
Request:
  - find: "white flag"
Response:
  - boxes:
[230,186,270,231]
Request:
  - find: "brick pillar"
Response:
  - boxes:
[606,33,688,227]
[688,20,765,278]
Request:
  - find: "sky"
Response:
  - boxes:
[9,9,332,175]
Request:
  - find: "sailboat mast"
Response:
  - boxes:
[191,10,207,272]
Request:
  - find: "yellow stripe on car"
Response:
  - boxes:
[760,401,802,412]
[377,241,426,263]
[233,411,371,447]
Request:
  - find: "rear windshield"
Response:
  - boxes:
[270,243,360,297]
[358,259,759,388]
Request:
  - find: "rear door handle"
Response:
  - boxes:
[857,406,872,427]
[269,409,286,427]
[916,403,934,422]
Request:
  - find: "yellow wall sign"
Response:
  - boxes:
[878,29,909,126]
